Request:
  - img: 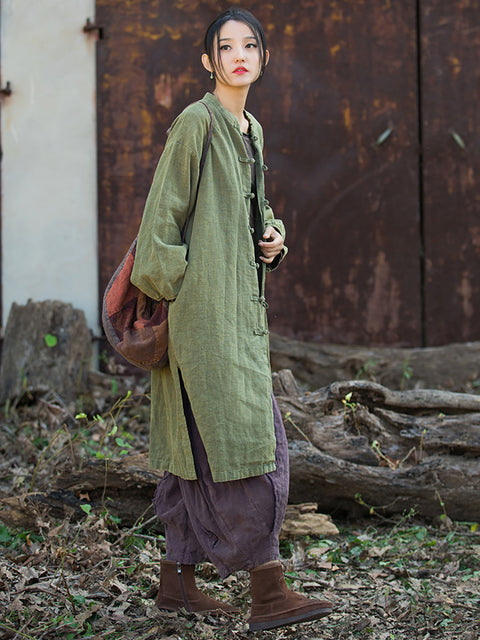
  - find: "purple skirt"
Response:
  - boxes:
[153,382,289,578]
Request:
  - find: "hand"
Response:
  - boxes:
[258,226,284,264]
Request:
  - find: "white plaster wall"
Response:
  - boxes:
[1,0,98,332]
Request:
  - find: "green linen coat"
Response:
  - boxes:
[131,92,287,482]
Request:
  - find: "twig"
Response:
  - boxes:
[398,446,416,468]
[28,426,66,490]
[1,619,37,640]
[112,512,159,546]
[130,533,165,543]
[11,583,64,597]
[284,412,314,446]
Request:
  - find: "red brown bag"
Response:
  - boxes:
[102,102,213,370]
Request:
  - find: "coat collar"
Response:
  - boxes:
[201,92,261,141]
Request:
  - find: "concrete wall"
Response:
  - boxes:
[1,0,98,332]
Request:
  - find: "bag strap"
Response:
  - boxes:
[180,100,213,242]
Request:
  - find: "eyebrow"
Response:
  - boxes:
[218,36,257,42]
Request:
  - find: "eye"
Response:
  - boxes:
[220,44,231,51]
[246,42,258,48]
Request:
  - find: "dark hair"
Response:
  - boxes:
[204,8,267,82]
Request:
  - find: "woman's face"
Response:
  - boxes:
[206,19,267,87]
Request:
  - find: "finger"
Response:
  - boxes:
[259,239,283,253]
[263,225,274,238]
[263,225,280,241]
[259,254,274,264]
[259,243,277,256]
[259,232,282,245]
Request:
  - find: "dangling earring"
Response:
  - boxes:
[210,72,214,80]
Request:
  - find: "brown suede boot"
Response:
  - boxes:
[155,560,239,613]
[248,562,333,631]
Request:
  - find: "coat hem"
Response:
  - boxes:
[148,458,277,483]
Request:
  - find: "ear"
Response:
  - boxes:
[264,49,270,67]
[202,53,213,73]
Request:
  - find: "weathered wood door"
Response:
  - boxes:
[96,0,479,347]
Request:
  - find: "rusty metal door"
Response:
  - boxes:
[247,1,422,346]
[96,1,213,309]
[96,1,475,347]
[420,0,480,346]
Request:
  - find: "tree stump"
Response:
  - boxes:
[0,300,92,405]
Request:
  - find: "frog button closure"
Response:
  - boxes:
[251,294,269,309]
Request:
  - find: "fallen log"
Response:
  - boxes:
[0,446,338,536]
[287,441,480,521]
[0,455,163,530]
[0,477,336,538]
[2,372,480,526]
[327,380,480,413]
[274,373,480,520]
[270,332,480,391]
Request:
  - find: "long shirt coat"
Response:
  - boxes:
[131,92,287,482]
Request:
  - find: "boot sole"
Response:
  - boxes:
[249,606,332,631]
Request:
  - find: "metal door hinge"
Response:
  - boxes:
[0,81,12,97]
[83,18,104,38]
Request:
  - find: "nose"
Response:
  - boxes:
[234,49,246,62]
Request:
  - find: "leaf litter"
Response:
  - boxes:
[0,373,479,639]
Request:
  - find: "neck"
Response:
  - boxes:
[213,84,250,131]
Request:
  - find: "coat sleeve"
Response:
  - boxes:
[253,117,288,272]
[131,112,206,301]
[263,202,288,272]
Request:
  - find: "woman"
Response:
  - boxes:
[131,7,333,631]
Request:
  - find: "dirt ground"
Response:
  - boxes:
[0,375,479,639]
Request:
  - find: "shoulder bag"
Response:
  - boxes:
[102,101,213,370]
